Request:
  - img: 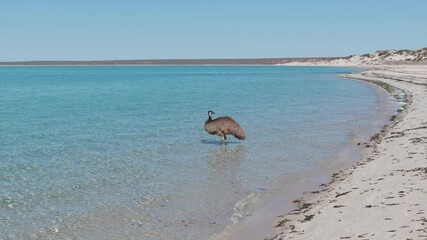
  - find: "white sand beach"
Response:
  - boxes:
[271,65,427,239]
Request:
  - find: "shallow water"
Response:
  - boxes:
[0,66,396,239]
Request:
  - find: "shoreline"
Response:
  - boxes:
[215,66,401,240]
[270,65,427,239]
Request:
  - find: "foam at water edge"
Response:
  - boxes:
[209,192,260,240]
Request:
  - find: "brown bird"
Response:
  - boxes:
[204,110,246,143]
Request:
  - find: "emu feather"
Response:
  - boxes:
[204,110,246,142]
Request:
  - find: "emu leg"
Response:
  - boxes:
[219,133,226,143]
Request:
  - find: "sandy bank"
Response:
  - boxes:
[270,65,427,239]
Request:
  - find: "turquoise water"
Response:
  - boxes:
[0,66,395,239]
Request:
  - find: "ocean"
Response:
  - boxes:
[0,66,397,239]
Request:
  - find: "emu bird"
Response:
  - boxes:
[204,110,246,143]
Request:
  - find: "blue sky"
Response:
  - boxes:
[1,0,426,61]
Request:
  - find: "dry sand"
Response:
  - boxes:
[270,65,427,240]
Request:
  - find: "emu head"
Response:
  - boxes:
[208,110,215,117]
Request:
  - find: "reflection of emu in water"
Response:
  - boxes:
[204,110,246,143]
[208,144,245,170]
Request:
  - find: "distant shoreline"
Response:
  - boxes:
[0,57,340,66]
[2,47,425,66]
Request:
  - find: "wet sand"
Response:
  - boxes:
[271,65,427,239]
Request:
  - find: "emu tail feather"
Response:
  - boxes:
[233,127,246,140]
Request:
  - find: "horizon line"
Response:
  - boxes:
[0,56,343,66]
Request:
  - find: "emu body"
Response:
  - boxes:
[204,111,246,143]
